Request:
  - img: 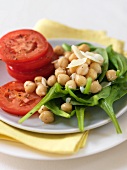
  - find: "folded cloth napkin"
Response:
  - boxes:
[34,19,125,54]
[0,19,125,155]
[0,121,88,154]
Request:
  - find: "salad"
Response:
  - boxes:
[0,29,127,133]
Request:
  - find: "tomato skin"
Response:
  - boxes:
[6,53,58,82]
[0,29,49,64]
[7,63,55,82]
[8,44,54,71]
[0,81,41,116]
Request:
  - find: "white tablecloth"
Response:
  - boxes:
[0,0,127,169]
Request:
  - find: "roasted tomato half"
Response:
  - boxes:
[0,81,41,116]
[0,29,49,64]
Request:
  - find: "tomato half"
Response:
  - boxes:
[8,43,54,71]
[0,29,49,64]
[0,81,41,116]
[7,63,55,82]
[6,52,58,82]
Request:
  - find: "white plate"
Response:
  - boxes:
[0,39,127,134]
[0,39,127,160]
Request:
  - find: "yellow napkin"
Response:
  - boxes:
[34,19,125,54]
[0,19,125,155]
[0,121,88,154]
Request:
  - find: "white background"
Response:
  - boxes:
[0,0,127,169]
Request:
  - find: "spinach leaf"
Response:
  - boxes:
[62,43,72,51]
[98,84,127,133]
[18,83,68,123]
[106,45,127,77]
[113,71,127,84]
[82,77,92,94]
[66,86,111,106]
[62,42,98,52]
[75,106,85,132]
[45,100,71,118]
[95,48,109,82]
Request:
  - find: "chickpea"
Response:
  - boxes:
[34,76,42,85]
[64,51,72,59]
[106,70,117,81]
[47,75,57,86]
[76,63,89,76]
[55,67,66,77]
[86,68,97,81]
[90,62,102,74]
[90,81,102,93]
[70,73,76,80]
[68,53,77,62]
[61,103,72,113]
[58,57,69,68]
[65,80,77,89]
[24,81,36,93]
[78,44,90,52]
[66,69,71,76]
[36,84,47,96]
[39,111,54,123]
[75,74,87,87]
[53,45,64,56]
[57,74,70,86]
[69,66,78,74]
[53,60,59,69]
[86,58,92,65]
[38,105,48,114]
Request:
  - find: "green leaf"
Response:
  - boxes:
[106,45,127,77]
[83,77,92,94]
[75,106,85,132]
[98,84,127,133]
[62,43,71,51]
[45,100,71,118]
[95,48,109,82]
[99,99,122,133]
[62,42,98,52]
[67,86,111,106]
[113,71,127,84]
[18,83,68,123]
